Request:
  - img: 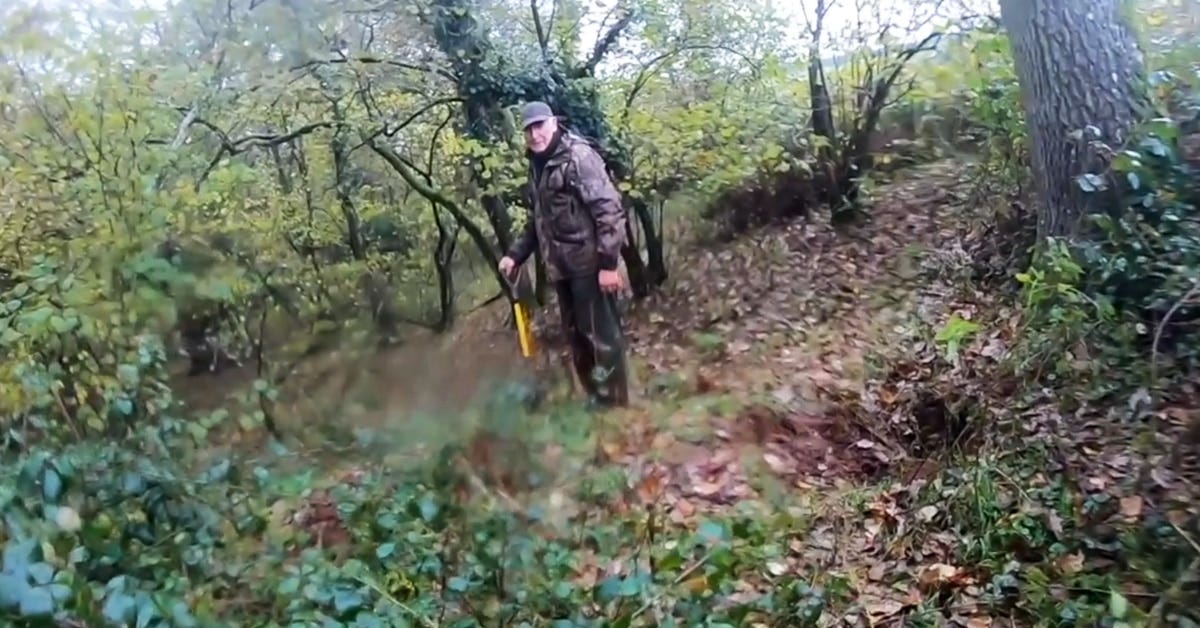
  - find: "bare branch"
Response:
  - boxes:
[350,96,463,152]
[170,106,199,149]
[290,55,456,82]
[621,44,762,122]
[530,0,550,54]
[575,5,635,78]
[191,116,336,155]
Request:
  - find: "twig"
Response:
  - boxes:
[1150,279,1200,388]
[1147,555,1199,628]
[354,575,435,627]
[629,550,715,620]
[462,461,524,513]
[1168,520,1200,556]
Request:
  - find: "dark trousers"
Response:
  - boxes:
[554,275,629,406]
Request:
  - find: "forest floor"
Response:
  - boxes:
[179,160,1200,625]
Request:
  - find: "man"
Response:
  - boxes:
[498,101,630,408]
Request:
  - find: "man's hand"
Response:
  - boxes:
[598,269,623,293]
[498,256,517,278]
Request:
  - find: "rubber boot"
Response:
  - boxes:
[570,339,601,403]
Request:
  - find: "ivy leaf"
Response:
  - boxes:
[27,562,55,585]
[333,588,366,614]
[1109,589,1129,619]
[418,495,439,523]
[48,584,71,604]
[278,577,301,596]
[697,519,730,545]
[135,594,160,628]
[49,314,75,334]
[353,612,386,628]
[0,574,28,610]
[102,591,138,625]
[3,538,42,575]
[42,467,64,502]
[597,576,623,602]
[1076,173,1107,193]
[18,585,55,617]
[375,543,396,560]
[168,599,200,627]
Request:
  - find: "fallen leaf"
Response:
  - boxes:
[918,563,957,587]
[1047,510,1065,537]
[917,505,938,522]
[1118,495,1143,521]
[650,431,676,450]
[54,505,82,532]
[574,563,599,588]
[637,475,665,506]
[682,574,709,594]
[918,563,973,590]
[861,596,904,624]
[600,439,623,460]
[1055,552,1084,575]
[1163,406,1191,425]
[762,451,790,473]
[772,385,796,404]
[868,563,887,581]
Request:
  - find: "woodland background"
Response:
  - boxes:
[0,0,1199,625]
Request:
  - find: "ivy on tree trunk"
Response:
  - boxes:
[1000,0,1151,240]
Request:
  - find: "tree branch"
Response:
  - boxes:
[350,96,463,151]
[184,114,337,189]
[188,114,336,155]
[574,6,635,78]
[530,0,550,54]
[364,132,514,295]
[291,55,456,82]
[620,44,762,123]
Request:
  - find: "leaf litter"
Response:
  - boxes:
[295,161,1200,625]
[500,162,1018,622]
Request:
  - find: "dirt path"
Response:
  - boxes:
[576,162,979,498]
[177,160,1200,626]
[193,162,979,483]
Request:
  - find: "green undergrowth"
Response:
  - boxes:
[891,423,1198,626]
[3,103,1197,625]
[891,106,1200,625]
[0,383,861,627]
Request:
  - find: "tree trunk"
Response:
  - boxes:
[630,198,667,287]
[432,203,458,332]
[999,0,1149,240]
[808,59,836,153]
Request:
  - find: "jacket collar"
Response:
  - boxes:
[528,130,577,168]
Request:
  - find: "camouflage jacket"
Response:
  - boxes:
[506,133,627,282]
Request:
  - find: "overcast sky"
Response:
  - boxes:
[14,0,992,61]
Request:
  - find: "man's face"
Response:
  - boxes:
[524,116,558,154]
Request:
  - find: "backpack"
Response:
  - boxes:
[561,130,632,250]
[563,128,621,184]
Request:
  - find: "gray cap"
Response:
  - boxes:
[521,101,554,128]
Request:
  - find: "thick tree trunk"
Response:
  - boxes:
[999,0,1149,240]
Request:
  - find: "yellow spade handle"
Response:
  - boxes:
[513,302,536,358]
[507,265,536,359]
